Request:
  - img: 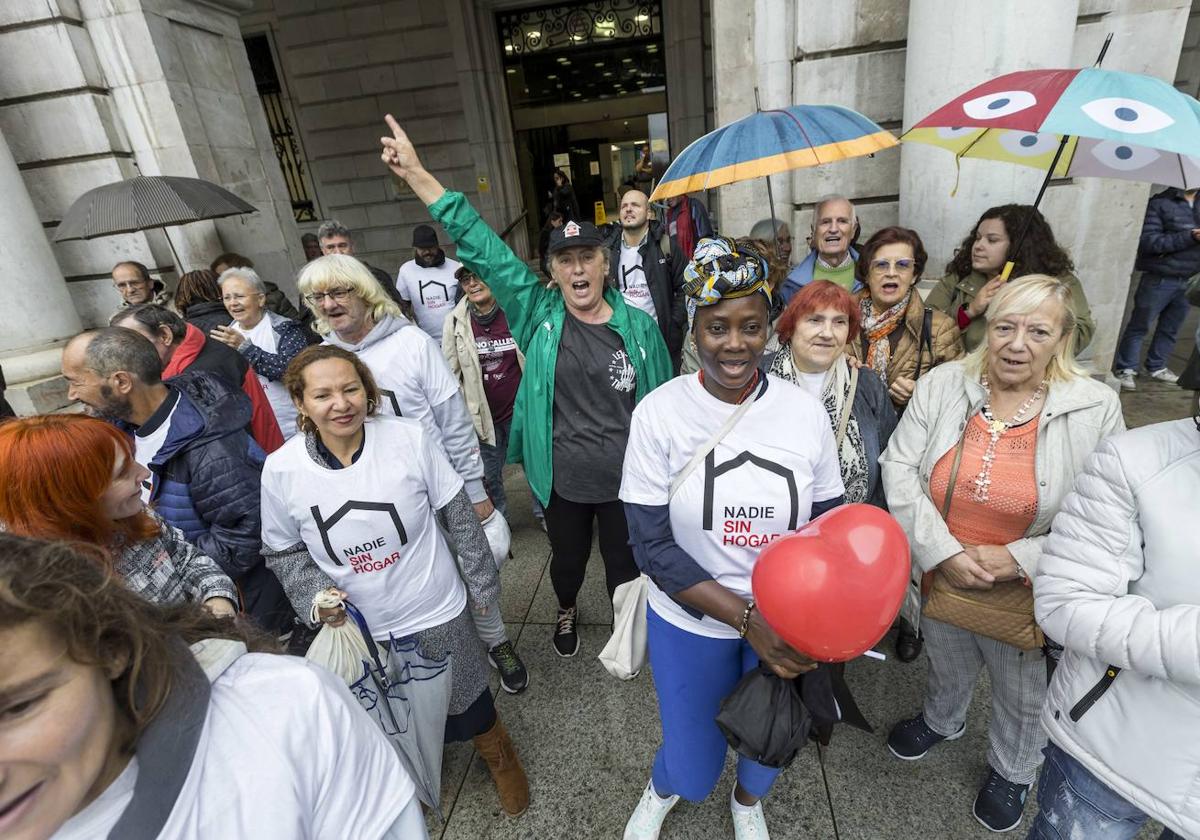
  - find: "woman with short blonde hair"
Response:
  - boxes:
[880,273,1124,832]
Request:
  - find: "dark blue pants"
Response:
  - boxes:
[1026,742,1182,840]
[1113,275,1190,373]
[479,416,543,521]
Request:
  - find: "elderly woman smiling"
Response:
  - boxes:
[768,279,897,508]
[879,274,1124,833]
[210,266,310,439]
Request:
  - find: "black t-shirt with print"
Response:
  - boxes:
[552,311,638,502]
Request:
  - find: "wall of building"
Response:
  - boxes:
[712,0,1198,372]
[239,0,526,276]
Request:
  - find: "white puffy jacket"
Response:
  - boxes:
[1036,418,1200,839]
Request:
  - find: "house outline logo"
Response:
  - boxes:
[310,501,409,565]
[701,450,799,531]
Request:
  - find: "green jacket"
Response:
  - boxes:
[429,191,672,505]
[925,270,1094,354]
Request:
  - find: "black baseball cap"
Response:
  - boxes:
[547,220,605,254]
[412,224,439,248]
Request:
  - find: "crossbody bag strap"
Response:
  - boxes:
[669,381,760,499]
[835,365,860,449]
[939,402,975,519]
[913,306,934,381]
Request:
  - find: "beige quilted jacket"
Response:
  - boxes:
[879,360,1125,627]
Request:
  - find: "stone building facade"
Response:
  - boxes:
[0,0,1198,411]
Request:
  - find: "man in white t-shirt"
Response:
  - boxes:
[395,224,462,342]
[605,190,687,371]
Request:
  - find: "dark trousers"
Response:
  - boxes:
[1113,275,1190,372]
[545,491,638,609]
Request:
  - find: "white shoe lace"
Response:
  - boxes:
[624,784,678,840]
[731,801,771,840]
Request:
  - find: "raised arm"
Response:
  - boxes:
[380,115,545,349]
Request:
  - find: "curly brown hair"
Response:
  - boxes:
[0,534,278,749]
[945,204,1074,279]
[282,345,382,435]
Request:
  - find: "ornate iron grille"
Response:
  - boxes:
[244,34,316,223]
[498,0,662,57]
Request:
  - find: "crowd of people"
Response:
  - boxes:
[0,112,1195,840]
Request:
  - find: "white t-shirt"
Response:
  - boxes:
[260,415,466,639]
[618,238,657,319]
[344,325,461,444]
[232,316,300,439]
[795,370,827,400]
[53,654,414,840]
[620,374,844,638]
[395,257,462,340]
[134,392,180,502]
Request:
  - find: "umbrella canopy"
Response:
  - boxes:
[902,67,1200,189]
[54,175,256,241]
[649,105,898,201]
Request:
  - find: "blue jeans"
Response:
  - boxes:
[647,606,781,802]
[1026,742,1182,840]
[479,416,543,521]
[1113,275,1190,372]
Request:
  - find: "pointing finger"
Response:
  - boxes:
[384,113,408,143]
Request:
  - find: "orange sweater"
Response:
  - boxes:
[930,413,1039,547]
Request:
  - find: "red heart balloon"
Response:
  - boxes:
[751,503,910,662]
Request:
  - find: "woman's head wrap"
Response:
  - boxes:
[683,237,770,318]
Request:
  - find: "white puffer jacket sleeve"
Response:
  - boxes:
[1035,436,1200,685]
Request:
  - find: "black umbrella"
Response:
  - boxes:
[54,175,257,270]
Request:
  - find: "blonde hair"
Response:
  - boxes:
[963,273,1087,382]
[296,254,404,336]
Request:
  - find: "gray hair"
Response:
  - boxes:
[80,327,163,384]
[218,266,266,295]
[811,195,857,230]
[749,218,788,240]
[110,304,186,343]
[317,219,351,241]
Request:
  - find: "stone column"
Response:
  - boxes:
[0,127,82,415]
[898,0,1080,277]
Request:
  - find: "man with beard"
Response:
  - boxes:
[396,224,462,341]
[316,219,413,319]
[606,190,687,371]
[60,327,294,633]
[779,195,861,304]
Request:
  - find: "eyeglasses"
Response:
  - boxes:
[869,259,915,273]
[303,287,354,304]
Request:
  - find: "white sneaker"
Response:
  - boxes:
[624,782,680,840]
[1149,367,1180,384]
[731,791,771,840]
[1114,369,1137,391]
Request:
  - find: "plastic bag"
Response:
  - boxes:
[304,589,372,685]
[480,508,511,570]
[715,665,811,768]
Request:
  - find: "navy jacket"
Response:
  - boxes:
[142,371,292,631]
[1134,188,1200,279]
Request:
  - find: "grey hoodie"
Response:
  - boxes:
[324,315,487,504]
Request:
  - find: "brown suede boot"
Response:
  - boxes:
[473,717,529,816]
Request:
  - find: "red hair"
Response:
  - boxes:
[775,279,862,344]
[0,415,158,547]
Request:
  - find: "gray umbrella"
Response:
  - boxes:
[54,175,257,269]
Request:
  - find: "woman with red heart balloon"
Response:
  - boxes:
[879,275,1124,834]
[619,237,845,840]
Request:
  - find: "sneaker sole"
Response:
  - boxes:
[972,803,1024,833]
[487,654,530,694]
[553,637,580,658]
[887,723,965,761]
